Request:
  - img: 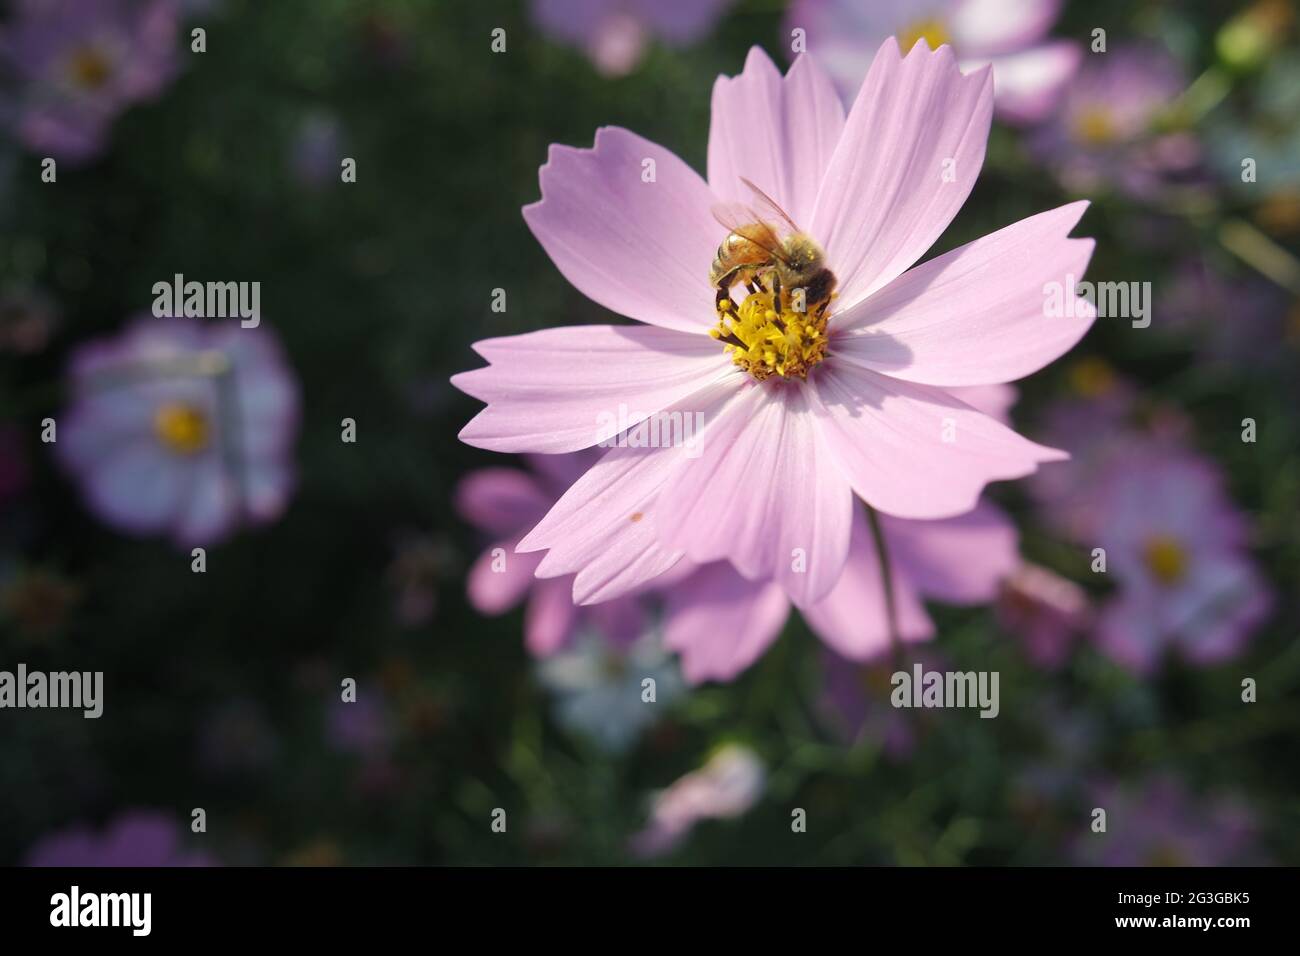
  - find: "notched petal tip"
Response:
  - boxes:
[875,35,903,61]
[741,44,780,77]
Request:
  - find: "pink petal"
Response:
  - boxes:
[522,126,721,334]
[1095,592,1163,675]
[949,0,1063,57]
[525,575,580,655]
[832,202,1096,386]
[810,38,993,313]
[453,324,732,453]
[945,383,1017,424]
[518,376,745,603]
[963,41,1081,124]
[664,562,791,683]
[802,506,934,659]
[584,596,649,648]
[467,539,544,615]
[454,467,551,535]
[883,500,1019,604]
[708,49,845,226]
[809,361,1065,519]
[656,381,853,605]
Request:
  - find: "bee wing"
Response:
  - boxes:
[710,200,789,262]
[739,177,802,235]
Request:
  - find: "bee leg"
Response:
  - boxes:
[715,286,733,311]
[772,273,782,308]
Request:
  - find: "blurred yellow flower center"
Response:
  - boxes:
[710,286,829,381]
[1074,106,1117,146]
[899,17,950,51]
[153,402,210,455]
[1068,356,1116,397]
[69,47,112,89]
[1142,535,1188,586]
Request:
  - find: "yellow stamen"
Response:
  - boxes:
[153,402,210,455]
[1073,106,1117,146]
[68,47,112,89]
[712,283,830,382]
[899,17,950,51]
[1142,535,1188,586]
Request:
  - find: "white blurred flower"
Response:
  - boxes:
[536,629,683,753]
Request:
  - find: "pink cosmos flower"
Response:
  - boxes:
[0,0,180,164]
[1029,44,1198,197]
[455,450,647,655]
[785,0,1081,124]
[662,382,1018,682]
[454,40,1096,611]
[1088,445,1273,673]
[56,316,299,548]
[665,497,1018,682]
[530,0,736,77]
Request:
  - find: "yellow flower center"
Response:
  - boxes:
[710,284,830,381]
[1068,357,1116,397]
[1142,534,1188,586]
[153,402,210,455]
[69,47,112,89]
[899,17,950,51]
[1073,106,1118,146]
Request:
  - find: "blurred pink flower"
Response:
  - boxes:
[55,317,299,547]
[1027,373,1139,543]
[454,41,1095,611]
[0,0,180,164]
[25,811,214,867]
[786,0,1080,123]
[1072,775,1260,866]
[1088,446,1273,672]
[996,562,1089,669]
[455,451,647,655]
[1029,44,1199,197]
[530,0,735,77]
[630,744,764,857]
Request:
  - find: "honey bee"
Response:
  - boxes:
[709,177,837,315]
